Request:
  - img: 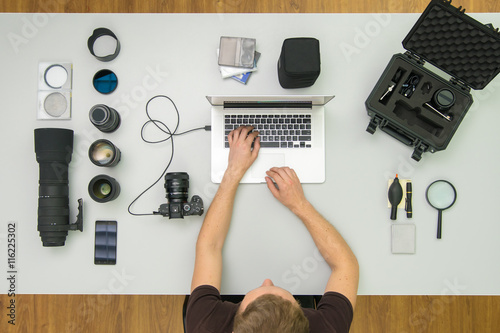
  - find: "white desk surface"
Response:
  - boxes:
[1,13,499,296]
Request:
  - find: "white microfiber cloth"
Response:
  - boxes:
[392,224,416,254]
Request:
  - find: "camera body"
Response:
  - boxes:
[157,172,204,219]
[158,196,203,219]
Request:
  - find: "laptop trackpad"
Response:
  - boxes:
[250,153,286,180]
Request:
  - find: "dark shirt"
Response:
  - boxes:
[186,285,353,333]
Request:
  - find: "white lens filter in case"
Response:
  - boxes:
[38,62,73,120]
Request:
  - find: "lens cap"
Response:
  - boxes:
[93,69,118,94]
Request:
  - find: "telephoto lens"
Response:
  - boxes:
[88,175,121,203]
[89,104,121,133]
[89,139,121,167]
[34,128,83,247]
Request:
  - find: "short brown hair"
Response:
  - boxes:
[233,294,309,333]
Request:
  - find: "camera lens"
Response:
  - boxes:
[89,175,120,203]
[89,104,121,133]
[34,128,76,246]
[89,139,121,167]
[432,88,455,111]
[165,172,189,203]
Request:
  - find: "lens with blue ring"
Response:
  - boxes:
[93,69,118,94]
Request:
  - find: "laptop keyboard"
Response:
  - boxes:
[224,114,312,148]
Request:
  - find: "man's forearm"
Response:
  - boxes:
[196,170,242,250]
[191,126,259,292]
[292,201,358,273]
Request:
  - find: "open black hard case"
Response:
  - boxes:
[365,0,500,161]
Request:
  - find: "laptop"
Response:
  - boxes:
[208,95,334,183]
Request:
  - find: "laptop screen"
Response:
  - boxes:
[206,95,334,106]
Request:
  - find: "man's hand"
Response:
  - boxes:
[265,167,308,214]
[227,126,260,180]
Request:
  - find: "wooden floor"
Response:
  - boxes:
[2,0,500,332]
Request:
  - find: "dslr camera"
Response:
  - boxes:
[157,172,204,219]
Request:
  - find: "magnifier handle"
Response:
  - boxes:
[437,210,443,239]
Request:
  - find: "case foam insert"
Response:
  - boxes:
[404,4,500,90]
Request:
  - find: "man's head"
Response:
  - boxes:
[233,279,309,333]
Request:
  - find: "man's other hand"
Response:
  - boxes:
[265,167,308,213]
[226,126,261,179]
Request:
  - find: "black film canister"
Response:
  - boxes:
[88,175,121,203]
[89,139,121,167]
[89,104,121,133]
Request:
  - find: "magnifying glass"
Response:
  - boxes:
[426,180,457,239]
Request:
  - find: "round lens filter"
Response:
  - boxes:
[93,69,118,94]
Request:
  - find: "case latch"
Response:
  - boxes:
[366,115,381,134]
[411,143,428,162]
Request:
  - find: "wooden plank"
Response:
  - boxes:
[1,0,498,13]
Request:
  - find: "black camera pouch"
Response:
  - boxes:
[278,37,321,88]
[365,0,500,161]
